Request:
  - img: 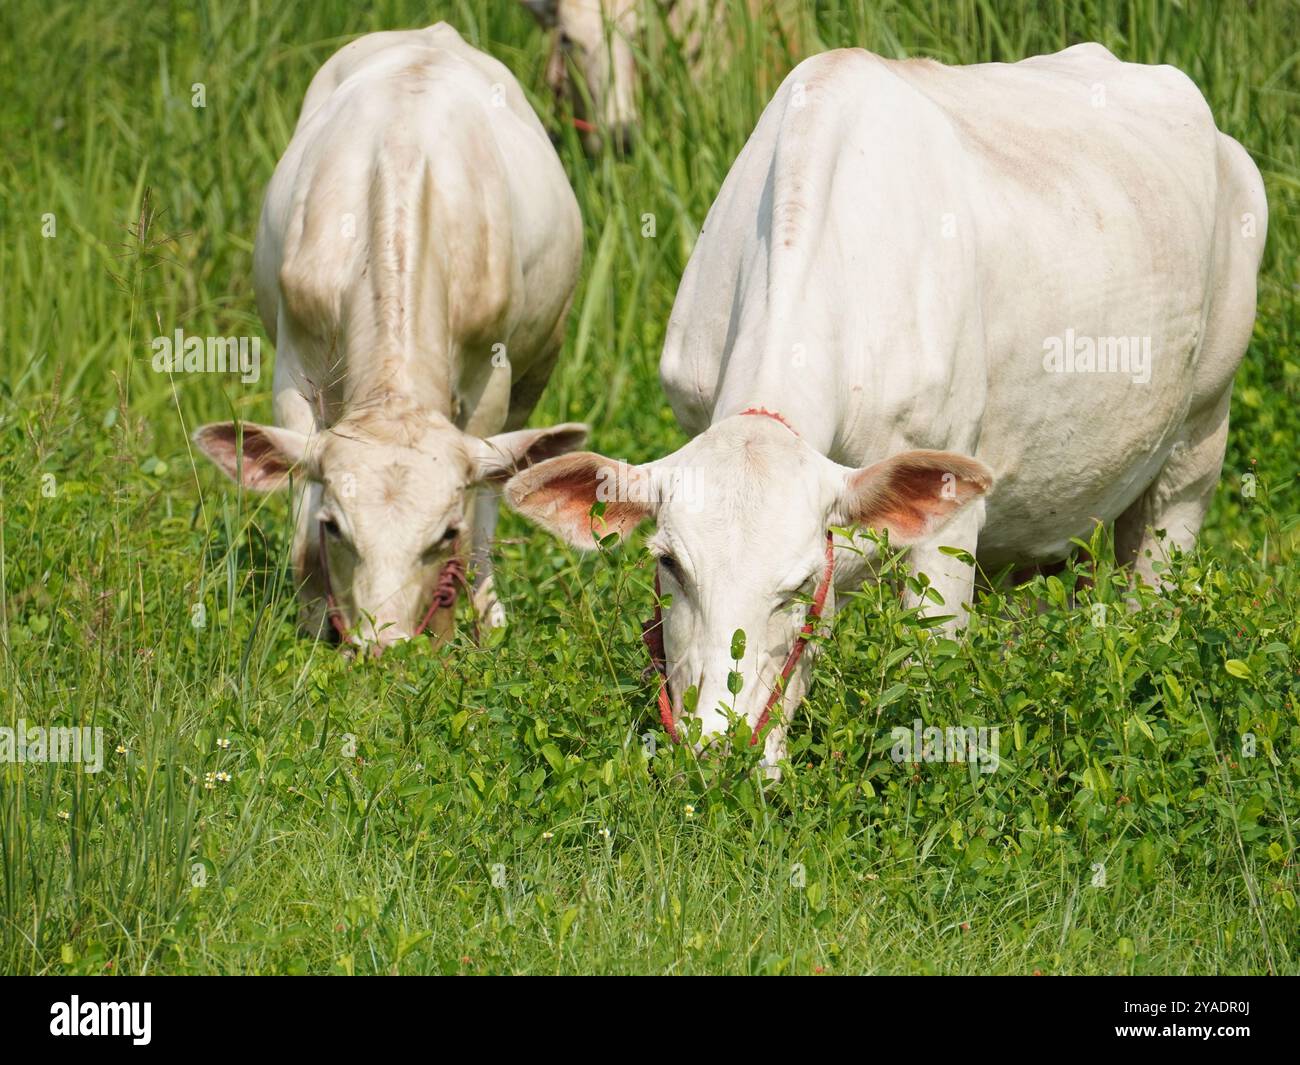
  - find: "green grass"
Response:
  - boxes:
[0,0,1297,974]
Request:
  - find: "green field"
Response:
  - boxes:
[0,0,1297,975]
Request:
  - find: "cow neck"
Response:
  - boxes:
[642,407,836,748]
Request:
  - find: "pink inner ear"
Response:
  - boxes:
[241,431,293,484]
[876,464,953,536]
[849,452,990,542]
[196,424,293,490]
[533,466,649,539]
[480,425,588,484]
[520,427,588,468]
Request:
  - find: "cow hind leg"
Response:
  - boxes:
[1118,132,1264,591]
[1115,387,1232,590]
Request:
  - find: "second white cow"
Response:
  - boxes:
[507,45,1266,763]
[195,24,586,650]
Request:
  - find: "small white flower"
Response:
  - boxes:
[216,738,231,750]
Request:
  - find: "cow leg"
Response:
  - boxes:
[470,488,507,629]
[478,321,570,631]
[290,480,332,638]
[902,505,983,634]
[1116,387,1232,590]
[1117,133,1260,592]
[270,384,330,638]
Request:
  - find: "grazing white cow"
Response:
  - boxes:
[194,23,586,650]
[507,45,1266,764]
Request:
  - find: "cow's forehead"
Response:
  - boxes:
[670,419,829,491]
[654,420,836,543]
[321,419,468,468]
[318,431,469,519]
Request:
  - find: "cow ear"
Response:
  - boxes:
[192,421,312,492]
[471,423,589,485]
[835,450,992,546]
[518,0,559,28]
[505,452,655,551]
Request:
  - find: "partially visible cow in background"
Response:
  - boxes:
[194,23,587,652]
[519,0,804,152]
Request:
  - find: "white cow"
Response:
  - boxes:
[507,45,1266,763]
[519,0,802,152]
[195,23,587,650]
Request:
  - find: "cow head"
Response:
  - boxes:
[521,0,639,153]
[505,415,991,763]
[194,412,586,650]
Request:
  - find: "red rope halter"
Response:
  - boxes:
[640,408,836,747]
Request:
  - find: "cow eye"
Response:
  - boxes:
[442,525,460,543]
[321,517,342,540]
[658,553,682,580]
